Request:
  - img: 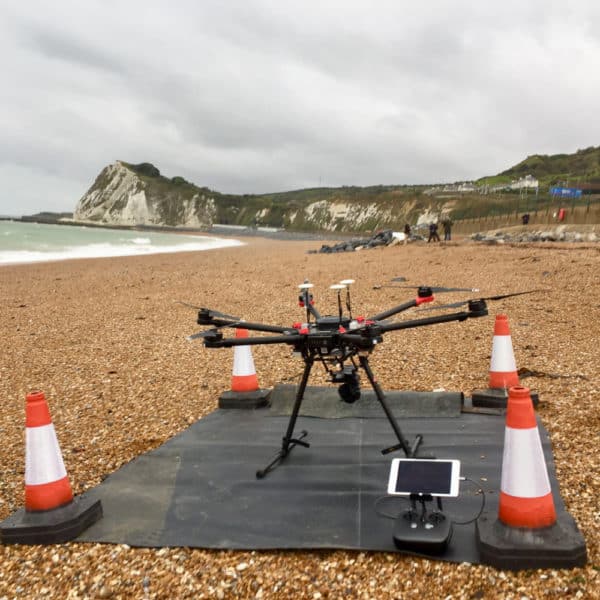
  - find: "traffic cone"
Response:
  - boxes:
[218,328,271,409]
[24,390,74,511]
[488,315,519,390]
[471,314,538,409]
[231,328,259,392]
[0,391,102,545]
[498,386,555,528]
[476,386,587,569]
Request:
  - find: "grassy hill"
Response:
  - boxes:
[479,145,600,188]
[118,149,600,231]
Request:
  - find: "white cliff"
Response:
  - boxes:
[74,161,216,227]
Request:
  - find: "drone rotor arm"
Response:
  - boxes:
[366,299,418,322]
[204,332,303,348]
[239,321,295,334]
[379,303,488,333]
[367,286,435,322]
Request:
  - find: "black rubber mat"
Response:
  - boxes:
[267,384,462,418]
[75,388,570,564]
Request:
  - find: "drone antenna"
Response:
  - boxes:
[330,284,346,323]
[340,279,355,319]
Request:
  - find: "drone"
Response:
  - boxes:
[188,280,533,478]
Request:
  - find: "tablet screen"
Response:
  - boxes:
[387,459,460,497]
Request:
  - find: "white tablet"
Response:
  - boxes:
[387,458,461,497]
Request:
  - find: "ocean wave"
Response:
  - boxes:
[0,237,244,265]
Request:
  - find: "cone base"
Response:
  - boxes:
[471,388,539,409]
[476,510,587,570]
[0,494,102,545]
[219,388,271,409]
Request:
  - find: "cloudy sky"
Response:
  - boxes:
[1,0,599,215]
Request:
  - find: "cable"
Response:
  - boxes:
[374,495,410,520]
[374,477,486,526]
[451,477,486,525]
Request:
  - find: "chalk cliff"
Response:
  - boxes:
[74,161,216,227]
[73,161,455,232]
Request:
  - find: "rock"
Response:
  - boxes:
[472,227,598,244]
[74,161,217,227]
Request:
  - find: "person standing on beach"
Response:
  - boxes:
[442,218,453,241]
[403,223,411,245]
[427,222,440,243]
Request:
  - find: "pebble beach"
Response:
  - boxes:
[1,234,599,599]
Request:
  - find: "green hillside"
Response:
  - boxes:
[122,148,600,230]
[482,145,600,187]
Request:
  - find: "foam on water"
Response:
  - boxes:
[0,221,244,265]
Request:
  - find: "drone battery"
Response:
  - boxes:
[315,316,351,331]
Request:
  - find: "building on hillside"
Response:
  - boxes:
[440,182,476,193]
[509,174,539,190]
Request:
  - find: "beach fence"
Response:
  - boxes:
[452,197,600,235]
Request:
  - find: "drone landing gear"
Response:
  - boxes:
[255,431,309,479]
[256,354,424,479]
[358,355,424,458]
[256,356,314,479]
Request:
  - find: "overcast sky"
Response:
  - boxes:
[1,0,599,215]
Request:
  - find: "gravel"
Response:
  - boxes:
[1,235,598,599]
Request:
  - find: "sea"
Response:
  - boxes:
[0,220,243,266]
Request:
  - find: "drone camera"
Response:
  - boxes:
[334,366,361,404]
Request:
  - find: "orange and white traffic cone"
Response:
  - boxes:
[231,328,260,392]
[471,314,538,408]
[476,385,587,569]
[24,390,74,511]
[498,386,555,528]
[0,391,102,545]
[219,329,271,409]
[488,314,519,390]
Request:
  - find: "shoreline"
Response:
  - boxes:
[2,215,355,241]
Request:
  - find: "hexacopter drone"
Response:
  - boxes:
[189,280,531,478]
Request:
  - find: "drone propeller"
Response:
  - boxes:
[187,329,221,341]
[417,289,540,312]
[186,316,246,341]
[176,301,240,321]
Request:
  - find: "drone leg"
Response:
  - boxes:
[358,355,420,457]
[256,356,313,479]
